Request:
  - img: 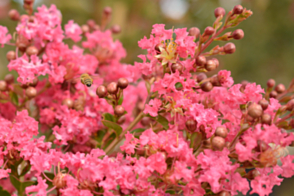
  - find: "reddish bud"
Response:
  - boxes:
[214,7,226,18]
[107,82,118,94]
[141,117,151,126]
[261,113,272,125]
[103,7,112,15]
[275,84,285,94]
[205,60,217,71]
[267,79,275,88]
[87,19,96,28]
[233,5,243,15]
[0,81,7,91]
[188,27,200,38]
[171,63,183,73]
[212,58,219,68]
[62,98,74,109]
[196,73,207,83]
[8,9,20,21]
[117,115,126,124]
[258,99,269,110]
[52,173,67,189]
[21,83,29,89]
[26,87,37,98]
[223,42,236,54]
[185,119,197,132]
[287,99,294,111]
[118,78,129,89]
[269,90,278,98]
[247,169,260,180]
[215,126,228,138]
[26,46,39,56]
[96,85,108,98]
[81,24,90,34]
[212,136,226,151]
[232,29,244,40]
[255,140,269,152]
[204,26,215,36]
[111,25,121,34]
[201,81,213,92]
[218,191,231,196]
[248,103,263,118]
[4,74,14,84]
[29,78,38,87]
[114,105,125,116]
[196,55,206,66]
[6,51,16,61]
[24,0,34,5]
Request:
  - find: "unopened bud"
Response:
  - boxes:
[0,81,7,91]
[96,85,108,98]
[246,169,260,180]
[275,84,285,94]
[223,42,236,54]
[214,7,226,18]
[201,81,213,92]
[232,29,244,40]
[218,191,231,196]
[185,119,197,132]
[205,60,217,71]
[103,7,112,16]
[117,115,126,124]
[215,126,228,138]
[29,77,38,87]
[24,0,34,5]
[261,113,272,125]
[204,26,215,36]
[114,105,125,116]
[233,5,243,15]
[269,90,278,98]
[26,87,37,98]
[81,25,89,34]
[188,27,200,38]
[212,58,219,68]
[26,46,38,56]
[52,173,67,189]
[267,79,275,88]
[248,102,263,118]
[107,82,118,94]
[8,9,20,21]
[196,73,207,83]
[62,98,74,109]
[258,99,269,110]
[6,51,16,61]
[141,117,151,126]
[212,136,226,151]
[4,74,14,84]
[87,19,96,28]
[287,99,294,111]
[171,63,183,73]
[196,55,206,66]
[117,78,129,89]
[111,25,121,34]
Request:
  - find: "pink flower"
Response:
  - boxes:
[170,161,194,182]
[0,169,11,179]
[146,152,167,174]
[143,98,162,117]
[120,132,139,154]
[217,70,234,87]
[25,177,48,196]
[280,155,294,178]
[65,20,82,42]
[0,26,11,47]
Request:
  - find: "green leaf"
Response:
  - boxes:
[20,164,31,177]
[156,115,169,130]
[0,187,10,196]
[9,92,18,106]
[9,175,35,195]
[175,82,183,90]
[131,128,146,133]
[102,120,123,136]
[165,190,176,194]
[103,113,115,122]
[118,95,124,105]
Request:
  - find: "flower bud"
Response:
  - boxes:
[87,19,96,28]
[196,55,206,66]
[26,46,39,56]
[8,9,20,21]
[103,6,112,16]
[117,115,126,124]
[248,102,263,118]
[255,140,268,152]
[246,169,260,180]
[223,42,236,54]
[258,99,269,110]
[24,0,34,5]
[185,119,197,132]
[261,113,272,125]
[52,173,67,189]
[111,25,121,34]
[201,81,213,92]
[196,73,207,83]
[204,26,215,36]
[210,75,220,86]
[205,60,217,71]
[212,58,219,68]
[0,81,7,91]
[269,90,277,98]
[29,78,38,87]
[286,99,294,111]
[16,35,29,52]
[62,98,74,109]
[188,27,200,38]
[212,136,226,151]
[81,24,90,34]
[6,51,16,61]
[214,7,226,18]
[218,191,231,196]
[141,117,151,126]
[232,29,244,40]
[171,63,183,73]
[215,126,228,138]
[267,79,275,88]
[26,87,37,98]
[233,5,243,15]
[4,74,14,84]
[275,84,285,94]
[117,78,129,89]
[96,85,108,98]
[107,82,118,94]
[114,105,125,116]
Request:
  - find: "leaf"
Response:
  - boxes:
[156,115,169,130]
[20,164,31,176]
[131,128,146,133]
[9,175,35,195]
[9,92,18,106]
[0,187,10,196]
[118,95,124,105]
[103,113,115,122]
[102,120,123,136]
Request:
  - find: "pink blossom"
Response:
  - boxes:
[65,20,82,42]
[217,70,234,87]
[120,132,139,154]
[144,98,162,117]
[0,26,11,47]
[146,152,167,174]
[25,177,48,196]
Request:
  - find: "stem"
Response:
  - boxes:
[275,112,293,125]
[229,124,250,149]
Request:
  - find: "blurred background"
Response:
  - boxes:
[0,0,294,195]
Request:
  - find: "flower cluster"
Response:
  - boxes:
[0,2,294,196]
